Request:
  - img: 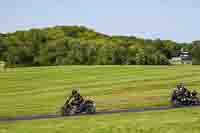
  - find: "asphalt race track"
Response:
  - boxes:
[0,105,199,122]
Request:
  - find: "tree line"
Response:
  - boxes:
[0,26,199,67]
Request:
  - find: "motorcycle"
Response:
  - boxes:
[61,98,96,116]
[171,88,200,107]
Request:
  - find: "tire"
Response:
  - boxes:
[192,97,200,105]
[61,106,66,116]
[171,99,182,107]
[61,105,74,116]
[85,104,96,114]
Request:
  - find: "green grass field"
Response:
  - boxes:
[1,107,200,133]
[1,65,200,118]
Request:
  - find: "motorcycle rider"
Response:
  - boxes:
[174,83,188,102]
[176,83,188,95]
[66,89,84,111]
[191,90,197,97]
[172,83,199,106]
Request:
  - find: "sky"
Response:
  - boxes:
[0,0,200,42]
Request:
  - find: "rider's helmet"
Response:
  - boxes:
[180,83,184,88]
[177,84,181,89]
[72,89,78,96]
[177,83,184,89]
[192,90,197,96]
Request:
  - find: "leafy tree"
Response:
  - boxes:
[0,25,190,66]
[191,42,200,64]
[136,49,146,65]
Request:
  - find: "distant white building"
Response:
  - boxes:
[170,51,192,64]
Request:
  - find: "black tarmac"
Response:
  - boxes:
[0,105,199,122]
